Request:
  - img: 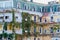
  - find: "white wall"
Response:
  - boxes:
[52,37,60,40]
[0,13,12,22]
[4,13,12,22]
[15,13,22,23]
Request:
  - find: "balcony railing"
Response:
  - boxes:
[5,30,13,34]
[15,28,22,34]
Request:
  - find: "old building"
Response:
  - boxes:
[0,0,60,40]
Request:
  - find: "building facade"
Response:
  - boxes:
[0,0,60,40]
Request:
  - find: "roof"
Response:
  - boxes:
[17,0,47,6]
[0,0,9,1]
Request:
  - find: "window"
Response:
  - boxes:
[17,2,20,9]
[57,6,60,12]
[45,19,47,22]
[44,29,46,33]
[42,7,50,13]
[40,8,42,12]
[24,4,27,10]
[56,39,58,40]
[40,27,42,33]
[0,17,3,19]
[34,27,36,33]
[57,29,59,32]
[50,27,53,33]
[25,5,26,10]
[0,35,2,40]
[57,19,60,22]
[5,16,9,19]
[28,6,29,10]
[16,16,18,19]
[34,37,36,40]
[40,17,42,22]
[51,16,53,22]
[38,38,40,40]
[33,7,35,11]
[34,16,36,22]
[32,7,35,11]
[8,36,12,40]
[8,37,11,40]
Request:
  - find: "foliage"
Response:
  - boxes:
[4,22,7,30]
[21,12,31,34]
[3,33,8,38]
[53,25,60,31]
[9,34,13,39]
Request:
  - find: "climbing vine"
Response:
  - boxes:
[21,12,31,35]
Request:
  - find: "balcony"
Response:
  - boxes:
[5,30,13,34]
[16,9,43,17]
[15,28,23,34]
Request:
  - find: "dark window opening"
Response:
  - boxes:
[0,35,2,40]
[34,37,36,40]
[25,6,26,10]
[0,17,3,19]
[34,16,36,22]
[5,16,9,19]
[56,39,58,40]
[45,19,47,22]
[38,38,40,40]
[34,27,36,33]
[57,7,60,12]
[57,29,59,32]
[51,16,53,22]
[40,17,42,22]
[44,30,46,33]
[50,27,53,33]
[16,16,18,19]
[40,28,41,33]
[8,37,11,40]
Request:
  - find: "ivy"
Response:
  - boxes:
[21,12,31,35]
[3,33,8,38]
[4,22,7,30]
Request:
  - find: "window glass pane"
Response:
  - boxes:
[50,27,53,33]
[45,19,47,22]
[40,17,42,22]
[40,27,41,33]
[0,17,3,19]
[34,16,36,22]
[34,27,36,33]
[5,16,9,19]
[57,7,60,12]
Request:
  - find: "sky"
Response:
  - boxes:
[27,0,59,4]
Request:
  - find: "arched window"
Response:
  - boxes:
[24,5,26,10]
[32,7,35,11]
[57,6,60,12]
[51,16,53,22]
[17,2,21,9]
[24,4,27,10]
